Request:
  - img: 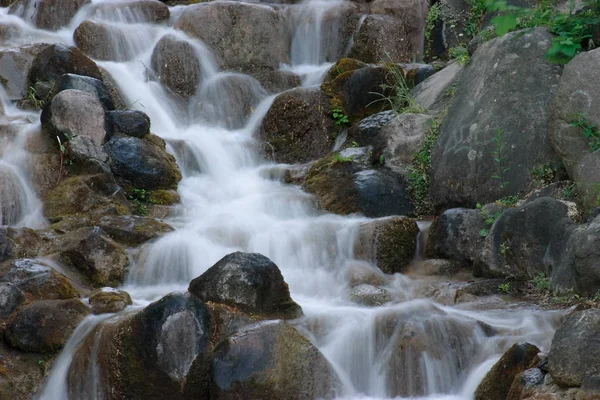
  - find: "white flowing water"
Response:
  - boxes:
[0,1,565,399]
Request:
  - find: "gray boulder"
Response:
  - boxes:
[151,34,202,99]
[106,110,150,138]
[413,61,463,114]
[429,28,562,209]
[74,20,135,62]
[188,252,303,319]
[0,44,49,100]
[10,0,90,30]
[548,309,600,387]
[50,73,115,110]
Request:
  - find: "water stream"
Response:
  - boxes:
[0,1,565,399]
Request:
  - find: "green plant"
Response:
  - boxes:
[332,109,350,127]
[28,86,47,109]
[497,195,519,207]
[368,62,426,115]
[498,282,512,293]
[449,45,470,65]
[351,141,360,148]
[127,188,151,216]
[491,128,510,190]
[379,154,385,165]
[425,3,443,57]
[477,202,502,236]
[531,163,560,186]
[500,240,510,257]
[324,152,355,169]
[571,113,600,152]
[444,83,457,98]
[530,272,551,292]
[592,289,600,302]
[563,182,576,198]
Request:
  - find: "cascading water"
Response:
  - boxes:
[0,1,565,399]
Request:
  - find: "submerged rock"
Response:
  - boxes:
[211,320,338,400]
[350,284,392,306]
[90,0,169,23]
[10,0,90,30]
[5,299,90,353]
[74,20,135,62]
[188,252,303,319]
[89,288,132,314]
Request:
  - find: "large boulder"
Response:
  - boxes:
[0,259,78,300]
[96,215,174,247]
[49,73,115,111]
[413,61,463,114]
[105,136,182,190]
[175,2,287,74]
[474,198,574,279]
[303,148,415,217]
[41,89,107,145]
[5,299,90,353]
[475,342,540,400]
[354,216,419,274]
[0,44,49,100]
[429,28,562,209]
[9,0,90,30]
[188,252,302,319]
[73,20,136,62]
[68,292,212,398]
[548,48,600,211]
[259,87,334,164]
[211,320,338,399]
[548,309,600,387]
[151,34,202,99]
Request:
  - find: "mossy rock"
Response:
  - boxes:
[322,58,368,86]
[148,189,180,205]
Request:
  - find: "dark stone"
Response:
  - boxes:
[0,283,24,319]
[0,258,78,300]
[188,252,303,319]
[50,73,115,110]
[66,135,110,174]
[106,110,151,139]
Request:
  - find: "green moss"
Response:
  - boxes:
[148,189,180,206]
[322,58,367,85]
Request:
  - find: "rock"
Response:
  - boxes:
[97,215,174,246]
[0,163,31,225]
[322,58,368,85]
[474,198,574,280]
[41,89,107,145]
[151,34,202,99]
[99,66,128,110]
[253,69,300,93]
[175,2,287,74]
[10,0,90,30]
[68,292,211,399]
[350,284,392,306]
[413,61,463,114]
[89,0,169,23]
[49,73,115,110]
[303,148,415,217]
[66,135,110,174]
[0,283,25,319]
[105,136,182,190]
[5,299,90,353]
[345,261,388,287]
[28,44,102,90]
[43,174,131,220]
[0,44,49,100]
[188,252,302,319]
[475,342,540,400]
[354,216,419,274]
[0,259,78,300]
[0,227,42,263]
[211,320,338,399]
[426,207,487,267]
[548,309,600,387]
[259,87,334,164]
[58,227,130,287]
[106,110,150,139]
[551,214,600,295]
[88,288,132,314]
[73,20,135,62]
[0,341,56,399]
[429,28,562,210]
[506,367,547,400]
[348,10,427,63]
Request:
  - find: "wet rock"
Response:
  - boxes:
[350,284,392,306]
[97,214,174,246]
[88,288,132,314]
[354,216,419,274]
[211,320,338,399]
[189,252,303,319]
[253,69,300,93]
[49,73,115,110]
[10,0,90,30]
[418,259,458,276]
[507,367,547,400]
[68,292,211,399]
[151,34,202,99]
[475,342,540,400]
[0,259,78,300]
[348,11,427,63]
[41,89,107,145]
[105,136,182,190]
[346,261,388,287]
[106,110,150,139]
[28,44,102,90]
[548,309,600,387]
[303,149,415,217]
[0,227,42,263]
[0,283,25,319]
[175,2,287,74]
[90,0,169,23]
[474,198,574,280]
[259,87,334,164]
[413,61,463,114]
[429,28,562,210]
[43,174,131,220]
[322,58,368,86]
[5,299,90,353]
[58,227,130,287]
[99,66,128,110]
[73,20,134,62]
[426,207,486,267]
[0,43,49,100]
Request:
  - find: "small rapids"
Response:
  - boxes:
[0,0,565,399]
